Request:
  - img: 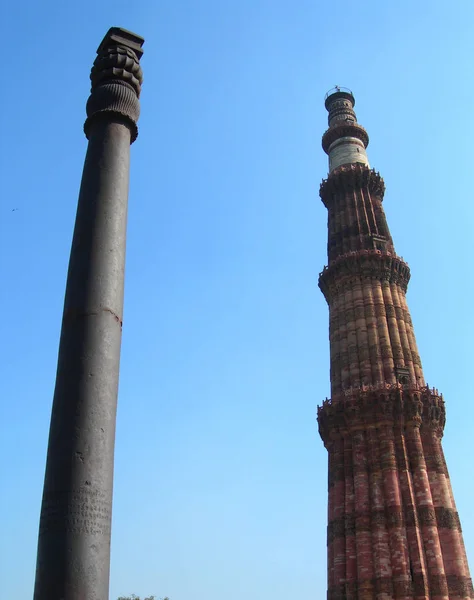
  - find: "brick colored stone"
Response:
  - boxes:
[317,89,473,599]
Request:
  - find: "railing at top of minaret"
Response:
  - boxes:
[324,86,354,101]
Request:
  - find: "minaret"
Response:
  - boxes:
[34,28,144,600]
[317,88,473,600]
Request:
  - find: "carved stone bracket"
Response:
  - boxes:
[84,27,144,143]
[318,384,445,446]
[319,249,411,302]
[320,163,384,208]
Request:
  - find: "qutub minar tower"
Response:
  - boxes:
[317,88,473,600]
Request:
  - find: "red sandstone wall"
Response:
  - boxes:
[318,164,473,600]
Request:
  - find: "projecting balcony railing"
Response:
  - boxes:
[325,86,353,100]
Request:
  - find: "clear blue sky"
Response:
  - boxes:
[1,1,473,598]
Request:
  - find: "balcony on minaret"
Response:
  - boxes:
[395,366,410,386]
[370,233,387,252]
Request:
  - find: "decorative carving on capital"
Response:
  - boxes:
[318,250,410,303]
[84,27,145,143]
[317,384,445,446]
[320,164,385,208]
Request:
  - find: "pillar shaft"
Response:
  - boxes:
[34,28,144,600]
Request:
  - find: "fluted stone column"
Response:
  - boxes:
[317,88,473,599]
[33,27,144,600]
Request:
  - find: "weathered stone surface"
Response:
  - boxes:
[318,90,473,599]
[33,28,144,600]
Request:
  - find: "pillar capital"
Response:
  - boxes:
[85,27,145,143]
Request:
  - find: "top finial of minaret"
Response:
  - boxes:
[322,87,370,172]
[324,86,356,126]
